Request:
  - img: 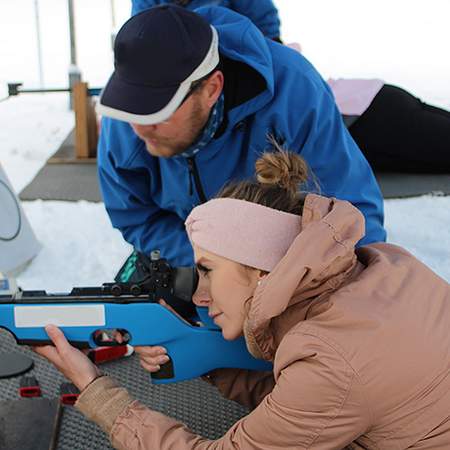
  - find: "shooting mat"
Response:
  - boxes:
[19,163,102,203]
[19,130,102,203]
[0,398,62,450]
[375,172,450,198]
[19,162,450,203]
[0,329,248,449]
[0,352,34,379]
[18,127,450,202]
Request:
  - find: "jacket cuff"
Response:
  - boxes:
[75,375,134,434]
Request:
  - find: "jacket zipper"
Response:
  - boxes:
[187,156,207,204]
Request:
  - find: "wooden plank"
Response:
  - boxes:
[73,82,98,159]
[87,93,98,158]
[73,82,89,159]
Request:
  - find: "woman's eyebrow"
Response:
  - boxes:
[195,257,212,265]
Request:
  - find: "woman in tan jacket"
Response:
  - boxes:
[36,151,450,449]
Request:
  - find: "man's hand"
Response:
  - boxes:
[34,325,101,391]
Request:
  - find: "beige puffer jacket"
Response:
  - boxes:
[77,194,450,449]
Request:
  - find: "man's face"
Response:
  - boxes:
[130,88,212,158]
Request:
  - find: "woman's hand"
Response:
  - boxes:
[134,345,170,373]
[34,324,101,391]
[134,299,191,373]
[134,300,174,373]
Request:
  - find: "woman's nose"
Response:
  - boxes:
[192,290,211,307]
[192,273,212,306]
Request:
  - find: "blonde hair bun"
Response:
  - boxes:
[255,149,308,197]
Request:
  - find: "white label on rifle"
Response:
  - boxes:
[14,305,106,328]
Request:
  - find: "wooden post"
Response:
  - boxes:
[73,82,98,159]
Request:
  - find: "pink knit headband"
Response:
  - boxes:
[185,198,302,272]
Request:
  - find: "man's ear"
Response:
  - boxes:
[203,70,224,107]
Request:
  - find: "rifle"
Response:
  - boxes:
[0,251,272,384]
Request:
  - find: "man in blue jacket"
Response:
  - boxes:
[97,5,386,275]
[130,0,281,41]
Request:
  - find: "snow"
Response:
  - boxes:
[278,0,450,109]
[18,198,131,291]
[0,94,73,193]
[384,196,450,282]
[0,1,449,292]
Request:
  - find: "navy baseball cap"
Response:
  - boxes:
[97,5,219,125]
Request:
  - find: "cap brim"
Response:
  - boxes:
[97,26,219,125]
[97,74,188,125]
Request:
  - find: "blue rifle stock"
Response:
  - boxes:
[0,283,272,384]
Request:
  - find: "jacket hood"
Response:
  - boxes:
[244,194,366,360]
[197,6,274,124]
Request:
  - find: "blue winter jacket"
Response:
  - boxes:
[131,0,281,39]
[98,7,386,267]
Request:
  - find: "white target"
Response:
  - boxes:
[0,164,41,274]
[0,179,22,241]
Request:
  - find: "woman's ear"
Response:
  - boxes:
[257,270,268,285]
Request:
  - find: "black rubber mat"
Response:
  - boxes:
[0,398,62,450]
[0,352,34,378]
[376,172,450,198]
[19,163,101,202]
[19,158,450,202]
[19,129,101,203]
[17,127,450,202]
[15,124,450,202]
[47,129,78,162]
[0,329,248,449]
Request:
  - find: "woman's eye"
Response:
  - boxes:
[196,263,211,276]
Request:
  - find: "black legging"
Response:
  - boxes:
[349,84,450,173]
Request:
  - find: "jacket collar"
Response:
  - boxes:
[198,7,273,129]
[243,194,366,360]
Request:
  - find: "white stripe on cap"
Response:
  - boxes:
[96,26,219,125]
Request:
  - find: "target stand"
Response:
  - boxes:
[0,164,41,275]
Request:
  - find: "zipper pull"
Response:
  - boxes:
[187,158,194,196]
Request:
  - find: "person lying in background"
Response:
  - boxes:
[36,150,450,449]
[290,43,450,173]
[324,78,450,173]
[131,1,450,173]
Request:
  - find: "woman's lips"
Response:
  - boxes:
[209,312,223,321]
